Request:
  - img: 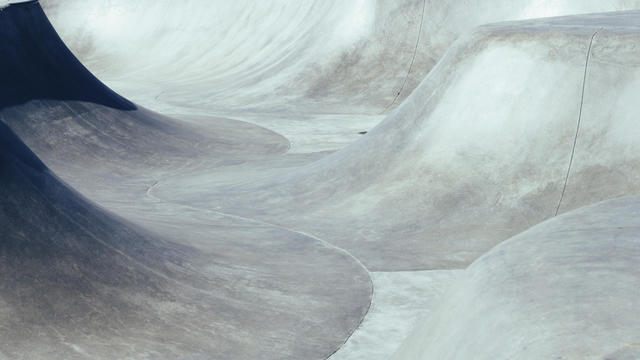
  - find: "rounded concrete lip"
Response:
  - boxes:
[1,0,36,9]
[1,0,37,4]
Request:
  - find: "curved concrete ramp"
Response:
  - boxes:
[392,196,640,360]
[1,120,205,359]
[153,12,640,271]
[0,2,371,359]
[558,19,640,214]
[4,0,640,359]
[41,0,426,116]
[39,0,640,117]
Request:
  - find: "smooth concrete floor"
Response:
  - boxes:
[329,271,461,360]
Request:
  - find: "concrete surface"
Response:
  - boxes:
[39,0,640,114]
[1,1,32,9]
[2,0,640,359]
[39,0,640,150]
[0,3,371,359]
[392,196,640,360]
[151,11,640,271]
[329,271,461,360]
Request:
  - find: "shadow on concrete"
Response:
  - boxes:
[0,1,135,111]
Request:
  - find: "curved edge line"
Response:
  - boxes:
[380,0,427,114]
[145,180,374,360]
[555,29,600,216]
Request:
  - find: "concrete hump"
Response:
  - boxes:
[4,0,640,359]
[175,11,640,272]
[39,0,640,114]
[0,3,372,359]
[392,196,640,360]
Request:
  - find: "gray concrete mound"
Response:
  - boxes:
[153,11,640,272]
[0,2,371,359]
[1,120,200,359]
[39,0,640,150]
[392,196,640,360]
[39,0,640,115]
[0,119,371,360]
[2,0,640,359]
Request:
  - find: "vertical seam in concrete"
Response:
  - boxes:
[380,0,427,114]
[555,29,600,216]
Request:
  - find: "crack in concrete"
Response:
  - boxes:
[380,0,427,114]
[555,29,601,216]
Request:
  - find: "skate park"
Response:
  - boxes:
[1,0,640,358]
